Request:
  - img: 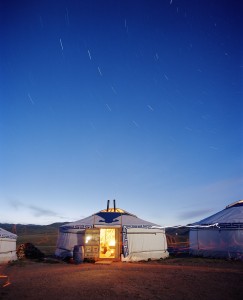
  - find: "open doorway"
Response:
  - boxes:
[99,228,117,259]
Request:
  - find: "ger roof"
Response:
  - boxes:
[61,207,160,229]
[194,200,243,225]
[0,227,17,239]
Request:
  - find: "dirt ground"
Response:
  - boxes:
[1,257,243,300]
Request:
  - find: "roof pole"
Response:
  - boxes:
[107,200,110,212]
[113,199,116,212]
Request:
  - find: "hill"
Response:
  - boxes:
[0,222,68,234]
[0,222,69,256]
[165,227,190,255]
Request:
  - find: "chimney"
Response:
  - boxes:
[107,200,110,212]
[113,199,116,212]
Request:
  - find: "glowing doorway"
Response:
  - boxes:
[99,228,116,259]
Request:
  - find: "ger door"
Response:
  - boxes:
[99,228,119,260]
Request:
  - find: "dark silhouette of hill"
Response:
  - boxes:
[165,227,190,255]
[0,222,70,255]
[0,222,69,235]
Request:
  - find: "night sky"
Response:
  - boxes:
[0,0,242,225]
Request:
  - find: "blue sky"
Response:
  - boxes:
[0,0,242,226]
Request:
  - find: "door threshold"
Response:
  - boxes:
[95,260,113,265]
